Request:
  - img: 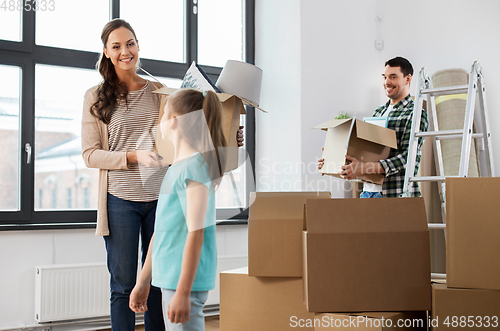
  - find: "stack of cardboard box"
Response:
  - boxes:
[220,192,330,331]
[302,197,431,330]
[220,192,434,330]
[430,178,500,330]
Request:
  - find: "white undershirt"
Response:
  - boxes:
[362,103,394,192]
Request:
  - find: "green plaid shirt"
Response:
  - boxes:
[374,94,428,197]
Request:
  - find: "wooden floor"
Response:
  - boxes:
[131,315,220,330]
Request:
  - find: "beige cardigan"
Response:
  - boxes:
[81,81,163,236]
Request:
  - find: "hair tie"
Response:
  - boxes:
[203,90,207,98]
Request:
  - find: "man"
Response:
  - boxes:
[318,57,428,198]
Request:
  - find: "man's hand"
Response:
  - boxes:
[317,148,325,176]
[341,155,364,180]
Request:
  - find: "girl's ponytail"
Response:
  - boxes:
[168,89,228,187]
[202,91,227,184]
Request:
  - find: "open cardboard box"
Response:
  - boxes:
[153,86,245,172]
[302,197,431,313]
[315,118,397,185]
[248,191,331,277]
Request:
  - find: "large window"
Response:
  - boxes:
[0,0,255,230]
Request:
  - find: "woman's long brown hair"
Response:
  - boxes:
[90,19,138,124]
[169,89,228,187]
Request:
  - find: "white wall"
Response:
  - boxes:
[300,0,382,197]
[255,0,303,192]
[256,0,500,197]
[0,225,247,330]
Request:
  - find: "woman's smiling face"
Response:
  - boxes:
[103,26,139,72]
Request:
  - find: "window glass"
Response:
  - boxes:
[0,6,22,41]
[198,0,244,67]
[0,65,21,211]
[34,65,101,211]
[36,0,109,52]
[139,74,182,89]
[121,0,184,63]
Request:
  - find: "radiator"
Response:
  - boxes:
[35,263,110,323]
[34,256,247,322]
[205,255,248,307]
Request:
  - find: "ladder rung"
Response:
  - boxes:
[421,84,469,96]
[428,223,446,229]
[409,176,458,182]
[415,130,484,139]
[431,273,447,279]
[437,133,484,140]
[415,129,464,137]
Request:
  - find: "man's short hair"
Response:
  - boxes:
[385,57,413,77]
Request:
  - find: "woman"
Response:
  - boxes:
[81,18,166,331]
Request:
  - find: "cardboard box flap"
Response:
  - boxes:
[304,198,427,234]
[313,118,351,131]
[250,192,330,221]
[355,119,398,148]
[153,86,246,114]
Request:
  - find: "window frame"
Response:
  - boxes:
[0,0,255,230]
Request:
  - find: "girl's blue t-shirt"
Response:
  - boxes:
[152,152,217,291]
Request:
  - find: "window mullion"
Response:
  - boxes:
[111,0,120,20]
[244,0,256,194]
[21,57,35,220]
[185,0,197,65]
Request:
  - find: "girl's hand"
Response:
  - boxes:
[129,283,150,313]
[167,291,191,324]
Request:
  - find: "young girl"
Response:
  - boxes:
[129,88,226,331]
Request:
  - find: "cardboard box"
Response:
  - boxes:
[314,312,427,330]
[314,119,397,185]
[153,87,244,172]
[220,267,314,331]
[431,282,500,330]
[248,191,331,277]
[302,198,431,312]
[446,177,500,291]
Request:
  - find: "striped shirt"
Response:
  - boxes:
[107,80,166,202]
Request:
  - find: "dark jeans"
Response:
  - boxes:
[105,193,165,331]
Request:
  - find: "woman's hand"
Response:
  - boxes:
[127,150,165,167]
[129,282,150,313]
[237,126,244,147]
[167,291,191,324]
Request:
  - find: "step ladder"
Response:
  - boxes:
[401,61,494,279]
